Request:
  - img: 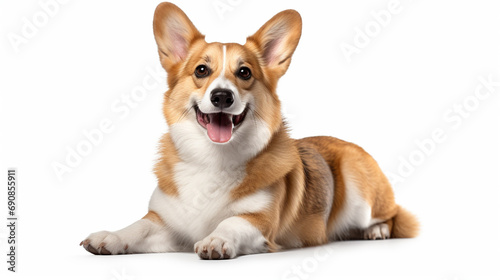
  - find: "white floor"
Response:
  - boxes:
[11,221,500,280]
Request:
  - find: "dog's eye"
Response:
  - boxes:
[194,65,210,78]
[237,67,252,80]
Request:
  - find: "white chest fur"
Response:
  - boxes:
[149,162,272,244]
[149,120,273,245]
[149,163,238,242]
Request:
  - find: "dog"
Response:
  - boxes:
[81,2,419,259]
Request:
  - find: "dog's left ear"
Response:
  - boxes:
[246,10,302,78]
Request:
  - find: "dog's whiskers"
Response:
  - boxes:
[248,104,265,127]
[164,92,176,102]
[177,105,195,123]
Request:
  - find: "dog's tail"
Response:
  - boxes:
[391,205,420,238]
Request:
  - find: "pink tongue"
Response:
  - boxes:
[206,113,233,143]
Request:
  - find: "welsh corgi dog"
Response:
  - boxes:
[81,2,419,259]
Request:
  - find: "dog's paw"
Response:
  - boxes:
[364,223,390,240]
[80,231,128,255]
[194,236,236,260]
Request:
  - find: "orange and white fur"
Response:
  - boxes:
[81,2,419,259]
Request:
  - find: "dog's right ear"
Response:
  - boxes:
[153,2,204,72]
[245,10,302,79]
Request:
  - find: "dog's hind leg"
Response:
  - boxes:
[364,222,391,240]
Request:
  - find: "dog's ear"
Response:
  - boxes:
[153,2,204,72]
[246,10,302,78]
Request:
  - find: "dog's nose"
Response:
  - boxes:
[210,89,234,109]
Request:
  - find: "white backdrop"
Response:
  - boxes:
[1,0,499,279]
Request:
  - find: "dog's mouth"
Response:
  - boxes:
[195,106,248,143]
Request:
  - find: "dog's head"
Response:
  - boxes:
[153,2,301,158]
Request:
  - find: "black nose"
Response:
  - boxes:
[210,88,234,109]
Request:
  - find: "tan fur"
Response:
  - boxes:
[154,133,180,196]
[391,206,420,238]
[142,211,165,226]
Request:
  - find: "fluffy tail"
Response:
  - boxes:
[391,206,420,238]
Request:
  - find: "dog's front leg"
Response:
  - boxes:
[81,211,175,255]
[194,216,269,260]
